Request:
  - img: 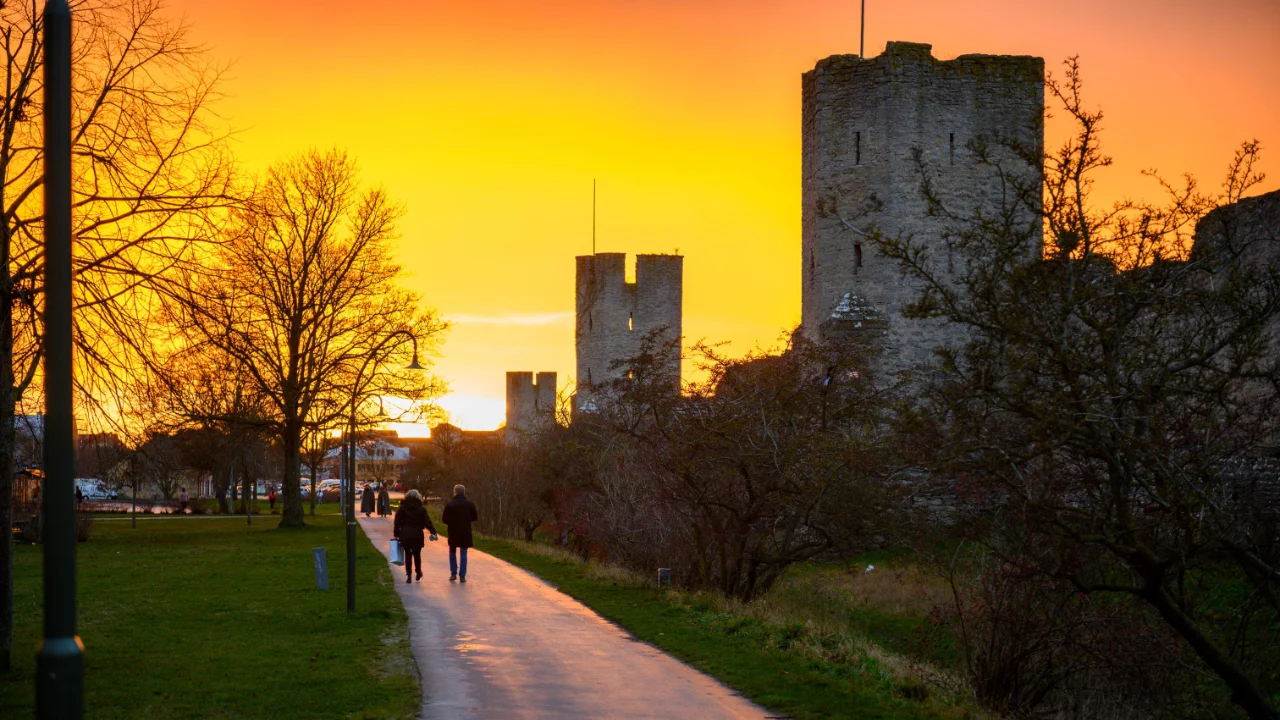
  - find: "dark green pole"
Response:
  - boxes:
[346,408,357,613]
[36,0,85,717]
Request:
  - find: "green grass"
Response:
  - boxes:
[1,514,417,719]
[473,535,978,720]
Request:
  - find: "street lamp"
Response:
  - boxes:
[36,0,84,717]
[346,332,422,614]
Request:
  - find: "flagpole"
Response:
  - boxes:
[860,0,866,58]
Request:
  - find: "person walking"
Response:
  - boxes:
[393,490,437,583]
[268,488,277,511]
[178,487,190,514]
[75,485,83,511]
[361,483,375,518]
[441,484,478,583]
[377,483,390,518]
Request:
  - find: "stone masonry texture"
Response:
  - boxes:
[575,253,682,409]
[505,371,557,442]
[801,41,1044,378]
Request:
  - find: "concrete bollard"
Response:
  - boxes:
[657,568,671,587]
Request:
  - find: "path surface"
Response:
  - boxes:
[358,516,771,720]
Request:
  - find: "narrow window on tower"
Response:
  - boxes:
[809,252,815,287]
[587,368,592,385]
[855,242,863,270]
[628,311,633,332]
[949,133,955,166]
[855,132,862,165]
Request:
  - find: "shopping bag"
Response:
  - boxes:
[389,538,405,566]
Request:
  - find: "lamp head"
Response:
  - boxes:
[406,352,423,371]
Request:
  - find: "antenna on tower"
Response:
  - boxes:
[592,178,597,255]
[860,0,866,58]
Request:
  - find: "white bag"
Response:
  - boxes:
[389,538,405,566]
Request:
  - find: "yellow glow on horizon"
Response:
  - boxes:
[167,0,1278,431]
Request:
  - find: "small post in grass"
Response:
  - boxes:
[313,548,330,590]
[658,568,672,587]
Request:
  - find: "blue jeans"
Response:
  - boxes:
[449,546,468,578]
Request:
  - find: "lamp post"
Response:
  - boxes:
[346,331,422,614]
[36,0,84,717]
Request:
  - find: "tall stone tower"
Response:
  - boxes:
[505,371,556,443]
[801,41,1044,376]
[575,252,683,410]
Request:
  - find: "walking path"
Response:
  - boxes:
[358,516,771,720]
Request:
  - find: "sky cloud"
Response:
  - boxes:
[447,312,572,327]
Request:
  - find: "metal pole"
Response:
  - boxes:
[346,404,357,613]
[860,0,866,58]
[36,0,84,716]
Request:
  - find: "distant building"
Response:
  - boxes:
[505,371,556,443]
[325,439,411,483]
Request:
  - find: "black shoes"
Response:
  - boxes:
[460,577,467,583]
[405,575,411,584]
[449,574,457,582]
[415,572,423,581]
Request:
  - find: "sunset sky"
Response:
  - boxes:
[169,0,1279,433]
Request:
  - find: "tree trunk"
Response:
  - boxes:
[278,422,305,528]
[0,273,15,673]
[1142,582,1279,720]
[0,382,14,674]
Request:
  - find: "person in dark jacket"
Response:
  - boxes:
[360,484,375,517]
[377,484,390,518]
[393,490,437,582]
[441,484,478,582]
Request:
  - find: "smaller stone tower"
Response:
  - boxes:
[575,252,683,411]
[505,371,556,443]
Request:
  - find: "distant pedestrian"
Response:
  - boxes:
[393,490,437,583]
[361,483,375,517]
[178,488,190,514]
[268,488,277,510]
[75,485,83,511]
[441,484,478,583]
[377,484,390,518]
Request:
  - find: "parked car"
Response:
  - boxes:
[316,479,342,503]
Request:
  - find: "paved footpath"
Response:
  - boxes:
[358,516,772,720]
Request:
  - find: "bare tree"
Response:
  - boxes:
[0,0,233,671]
[168,149,444,527]
[880,59,1280,719]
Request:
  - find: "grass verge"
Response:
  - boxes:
[473,535,980,720]
[2,514,417,719]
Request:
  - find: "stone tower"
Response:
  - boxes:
[505,371,557,443]
[801,41,1044,376]
[575,253,683,410]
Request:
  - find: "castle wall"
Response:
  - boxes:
[505,370,556,442]
[575,252,682,409]
[802,41,1043,377]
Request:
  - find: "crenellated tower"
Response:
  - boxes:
[801,41,1044,376]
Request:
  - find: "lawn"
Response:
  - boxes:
[1,513,417,719]
[472,535,978,720]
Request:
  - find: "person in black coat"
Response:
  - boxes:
[360,484,375,517]
[393,490,437,583]
[441,484,478,582]
[377,484,390,518]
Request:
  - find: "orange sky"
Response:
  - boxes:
[168,0,1280,433]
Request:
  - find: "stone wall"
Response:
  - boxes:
[801,41,1044,378]
[505,371,556,443]
[575,252,682,410]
